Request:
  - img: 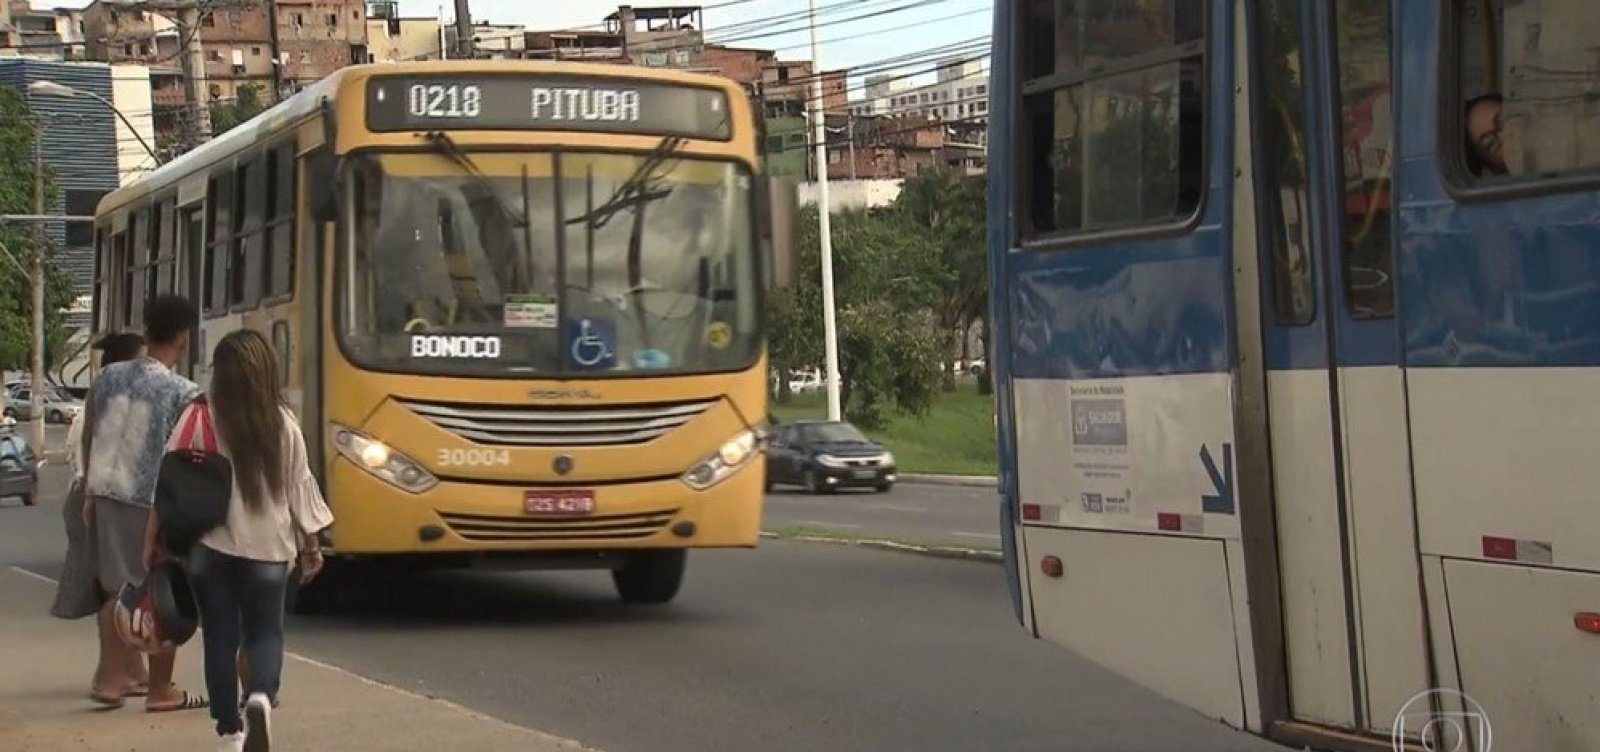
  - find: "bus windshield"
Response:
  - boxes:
[340,150,760,377]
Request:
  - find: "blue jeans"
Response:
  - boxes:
[186,545,289,736]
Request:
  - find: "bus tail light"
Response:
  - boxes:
[331,424,438,494]
[1040,555,1064,578]
[1576,612,1600,635]
[682,428,759,491]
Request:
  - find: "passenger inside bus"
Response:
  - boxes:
[1464,93,1508,177]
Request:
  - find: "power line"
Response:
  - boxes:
[769,7,987,53]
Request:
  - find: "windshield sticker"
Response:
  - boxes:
[411,335,502,359]
[631,348,671,370]
[705,322,732,349]
[504,294,558,329]
[566,318,617,371]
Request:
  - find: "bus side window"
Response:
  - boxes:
[266,144,296,300]
[126,211,143,328]
[1332,0,1395,319]
[1455,0,1600,181]
[1257,0,1316,325]
[1018,0,1206,238]
[206,174,232,316]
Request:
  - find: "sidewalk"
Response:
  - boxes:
[0,567,596,752]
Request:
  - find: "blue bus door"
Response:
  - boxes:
[1253,0,1431,737]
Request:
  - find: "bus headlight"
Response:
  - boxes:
[331,424,438,494]
[683,429,759,491]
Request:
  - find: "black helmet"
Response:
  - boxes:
[113,560,199,653]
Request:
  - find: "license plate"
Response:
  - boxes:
[523,490,595,516]
[852,469,876,479]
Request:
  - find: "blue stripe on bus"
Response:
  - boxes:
[987,0,1023,625]
[1006,234,1234,379]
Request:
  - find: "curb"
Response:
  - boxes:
[899,473,997,488]
[760,530,1002,564]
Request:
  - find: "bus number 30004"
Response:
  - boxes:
[409,84,483,119]
[437,448,511,467]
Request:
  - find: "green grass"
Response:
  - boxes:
[770,382,997,476]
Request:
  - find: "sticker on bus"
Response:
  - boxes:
[504,294,557,329]
[566,318,617,371]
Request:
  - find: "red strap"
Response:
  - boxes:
[174,405,201,449]
[175,398,216,452]
[193,403,216,451]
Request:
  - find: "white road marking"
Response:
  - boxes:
[952,532,1001,540]
[866,503,922,513]
[793,520,861,529]
[7,565,55,585]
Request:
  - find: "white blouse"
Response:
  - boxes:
[166,400,334,564]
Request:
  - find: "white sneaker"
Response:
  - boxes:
[243,693,272,752]
[218,732,245,752]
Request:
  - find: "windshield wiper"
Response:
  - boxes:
[423,131,528,228]
[566,135,684,230]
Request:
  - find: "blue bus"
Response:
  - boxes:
[987,1,1600,750]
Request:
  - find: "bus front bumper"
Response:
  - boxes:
[322,456,765,557]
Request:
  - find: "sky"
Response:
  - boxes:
[401,0,994,88]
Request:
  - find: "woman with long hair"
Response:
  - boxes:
[146,329,333,752]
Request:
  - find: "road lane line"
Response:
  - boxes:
[952,532,1001,540]
[8,565,55,585]
[793,520,861,529]
[866,503,922,513]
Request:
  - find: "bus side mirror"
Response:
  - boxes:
[306,148,339,224]
[763,176,798,290]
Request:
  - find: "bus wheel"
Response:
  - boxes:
[613,550,686,605]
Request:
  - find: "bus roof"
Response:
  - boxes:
[95,60,748,218]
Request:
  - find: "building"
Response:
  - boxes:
[276,0,368,93]
[871,56,990,125]
[816,114,987,181]
[2,2,87,60]
[447,19,524,59]
[84,0,367,104]
[0,59,124,299]
[365,0,440,62]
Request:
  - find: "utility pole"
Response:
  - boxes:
[29,128,45,455]
[808,0,841,421]
[177,2,212,144]
[452,0,473,59]
[266,0,284,100]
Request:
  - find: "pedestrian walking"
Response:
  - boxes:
[151,329,332,752]
[52,332,148,702]
[81,296,206,712]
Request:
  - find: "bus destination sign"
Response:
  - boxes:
[365,75,731,140]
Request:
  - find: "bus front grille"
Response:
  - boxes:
[396,398,717,447]
[438,509,678,542]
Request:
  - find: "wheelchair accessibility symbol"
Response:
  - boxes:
[566,318,617,370]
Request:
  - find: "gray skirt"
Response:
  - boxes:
[91,496,151,596]
[50,479,103,619]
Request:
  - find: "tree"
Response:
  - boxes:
[891,168,988,392]
[210,83,267,136]
[769,205,943,428]
[0,88,82,373]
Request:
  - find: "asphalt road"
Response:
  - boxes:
[3,450,1282,752]
[762,481,1002,550]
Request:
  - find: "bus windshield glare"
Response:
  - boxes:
[340,150,760,377]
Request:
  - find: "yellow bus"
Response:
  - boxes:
[91,61,796,609]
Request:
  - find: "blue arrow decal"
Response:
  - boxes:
[1200,442,1235,515]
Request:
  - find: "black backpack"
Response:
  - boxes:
[154,398,232,558]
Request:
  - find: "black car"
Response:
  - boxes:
[0,420,37,506]
[765,420,897,494]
